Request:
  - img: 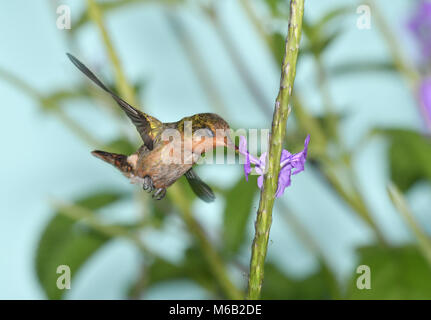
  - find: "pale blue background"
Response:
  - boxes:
[0,0,429,299]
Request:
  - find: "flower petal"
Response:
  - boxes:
[280,151,293,168]
[257,175,264,189]
[239,135,261,164]
[244,153,251,181]
[249,154,261,165]
[290,135,310,174]
[259,152,267,168]
[255,166,264,175]
[280,149,292,162]
[239,135,248,156]
[239,134,310,197]
[275,164,292,198]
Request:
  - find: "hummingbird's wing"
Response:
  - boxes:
[67,53,160,150]
[184,168,215,203]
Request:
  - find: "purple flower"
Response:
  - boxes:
[408,0,431,60]
[239,135,310,198]
[419,77,431,128]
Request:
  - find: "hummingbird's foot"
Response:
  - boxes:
[152,188,166,200]
[143,175,154,192]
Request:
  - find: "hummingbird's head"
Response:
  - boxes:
[179,113,237,153]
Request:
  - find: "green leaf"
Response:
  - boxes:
[222,175,258,255]
[265,0,279,16]
[264,0,289,18]
[378,129,431,191]
[261,263,332,299]
[146,246,218,295]
[347,245,431,299]
[301,6,352,57]
[146,198,174,229]
[35,191,124,299]
[303,28,343,56]
[303,6,351,42]
[271,32,287,66]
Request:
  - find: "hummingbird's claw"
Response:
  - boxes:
[143,175,154,192]
[152,188,166,200]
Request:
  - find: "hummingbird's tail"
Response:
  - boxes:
[91,150,134,176]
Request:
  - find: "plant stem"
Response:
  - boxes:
[239,2,388,245]
[247,0,304,300]
[387,183,431,267]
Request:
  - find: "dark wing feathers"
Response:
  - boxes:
[184,168,215,203]
[67,53,155,150]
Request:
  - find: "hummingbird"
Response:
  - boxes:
[67,53,236,202]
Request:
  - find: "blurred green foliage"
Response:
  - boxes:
[0,0,425,300]
[223,176,258,256]
[379,129,431,192]
[145,246,219,294]
[261,263,332,300]
[36,191,125,299]
[347,246,431,299]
